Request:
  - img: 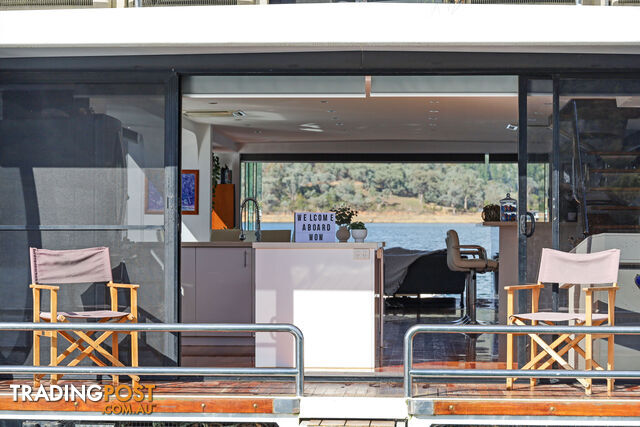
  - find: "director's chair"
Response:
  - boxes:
[506,248,620,395]
[30,247,139,386]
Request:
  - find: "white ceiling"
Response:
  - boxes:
[182,93,555,153]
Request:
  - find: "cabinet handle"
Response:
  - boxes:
[244,250,247,268]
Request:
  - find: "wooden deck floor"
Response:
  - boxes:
[1,378,639,418]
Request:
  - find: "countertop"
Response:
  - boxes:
[252,242,383,249]
[483,221,549,227]
[181,241,253,248]
[181,242,383,249]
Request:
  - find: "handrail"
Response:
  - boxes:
[404,324,640,398]
[0,322,304,397]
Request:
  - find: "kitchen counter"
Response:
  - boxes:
[254,242,384,372]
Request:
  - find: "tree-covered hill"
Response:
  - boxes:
[259,162,547,217]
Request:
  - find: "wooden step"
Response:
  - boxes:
[587,205,640,211]
[590,224,640,231]
[589,169,640,174]
[587,151,640,156]
[588,187,640,191]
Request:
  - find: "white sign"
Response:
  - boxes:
[294,212,336,243]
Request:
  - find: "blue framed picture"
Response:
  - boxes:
[181,169,199,215]
[145,169,199,215]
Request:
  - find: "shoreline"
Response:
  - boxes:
[262,211,482,224]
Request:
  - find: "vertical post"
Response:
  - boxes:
[110,283,119,386]
[165,72,181,365]
[50,289,58,385]
[32,286,41,387]
[551,78,560,312]
[608,287,616,392]
[506,290,514,390]
[585,290,593,395]
[130,287,139,387]
[530,286,540,387]
[294,327,304,397]
[517,76,528,367]
[404,327,414,398]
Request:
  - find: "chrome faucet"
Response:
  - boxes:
[239,197,261,242]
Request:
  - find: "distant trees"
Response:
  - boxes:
[259,162,547,215]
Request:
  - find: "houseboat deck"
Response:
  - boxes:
[1,378,640,418]
[2,298,640,423]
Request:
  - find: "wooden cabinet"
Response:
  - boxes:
[211,183,235,229]
[180,244,254,367]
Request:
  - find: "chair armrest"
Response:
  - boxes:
[583,286,619,293]
[458,245,487,259]
[459,245,485,250]
[29,284,60,291]
[505,283,544,292]
[107,283,139,289]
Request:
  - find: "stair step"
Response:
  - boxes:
[587,205,640,211]
[589,169,640,174]
[587,151,640,156]
[590,224,640,231]
[588,187,640,191]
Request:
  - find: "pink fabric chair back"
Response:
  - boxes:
[537,248,620,285]
[30,247,113,284]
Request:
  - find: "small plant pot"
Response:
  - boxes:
[351,229,368,243]
[336,225,350,243]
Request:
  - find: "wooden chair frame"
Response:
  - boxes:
[506,282,618,394]
[31,280,140,386]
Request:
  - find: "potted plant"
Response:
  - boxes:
[350,221,367,243]
[331,205,358,243]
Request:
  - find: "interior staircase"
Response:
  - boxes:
[560,98,640,236]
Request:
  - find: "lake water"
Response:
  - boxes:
[262,222,499,299]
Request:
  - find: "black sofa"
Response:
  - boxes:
[392,249,467,306]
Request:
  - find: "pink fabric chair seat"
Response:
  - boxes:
[513,312,608,323]
[39,310,129,321]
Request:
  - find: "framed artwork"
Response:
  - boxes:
[181,169,199,215]
[145,170,165,215]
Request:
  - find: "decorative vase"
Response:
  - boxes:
[351,229,368,243]
[336,225,350,243]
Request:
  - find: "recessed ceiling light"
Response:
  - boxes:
[183,110,233,117]
[428,117,438,121]
[336,122,344,126]
[300,123,321,129]
[429,110,439,113]
[506,124,519,131]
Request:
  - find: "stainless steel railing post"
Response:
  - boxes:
[403,325,417,398]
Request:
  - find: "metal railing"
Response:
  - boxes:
[1,0,638,8]
[0,322,304,397]
[404,323,640,398]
